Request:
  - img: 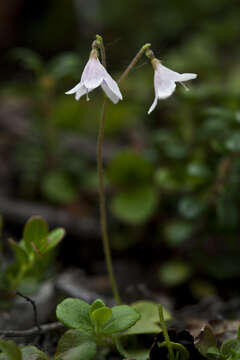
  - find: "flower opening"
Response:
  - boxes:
[65,48,122,104]
[148,59,197,114]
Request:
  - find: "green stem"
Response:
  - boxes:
[97,98,121,305]
[96,34,106,68]
[158,305,175,360]
[118,43,151,84]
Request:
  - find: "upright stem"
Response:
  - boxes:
[95,37,151,305]
[158,305,175,360]
[118,43,151,84]
[97,97,121,305]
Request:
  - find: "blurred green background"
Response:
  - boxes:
[1,0,240,301]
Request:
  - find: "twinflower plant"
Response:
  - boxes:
[65,35,197,306]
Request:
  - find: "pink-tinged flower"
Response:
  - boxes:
[148,59,197,114]
[66,49,122,104]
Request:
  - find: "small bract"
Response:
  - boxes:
[148,58,197,114]
[66,48,122,104]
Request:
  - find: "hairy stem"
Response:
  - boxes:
[118,43,151,84]
[97,98,121,305]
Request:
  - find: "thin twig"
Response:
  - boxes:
[0,322,64,338]
[16,292,42,333]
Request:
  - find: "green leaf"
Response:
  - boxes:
[47,53,81,79]
[89,299,105,316]
[111,186,158,224]
[114,336,149,360]
[221,339,240,357]
[225,132,240,152]
[56,298,93,332]
[55,329,96,360]
[164,221,194,247]
[107,151,154,187]
[8,239,30,267]
[178,196,205,219]
[91,307,112,329]
[195,325,217,357]
[21,346,49,360]
[0,339,21,360]
[206,346,222,357]
[41,171,78,205]
[10,48,43,74]
[102,305,140,335]
[40,228,66,254]
[124,301,171,335]
[158,260,192,287]
[23,217,48,253]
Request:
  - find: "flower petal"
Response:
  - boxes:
[75,85,88,100]
[148,96,158,115]
[101,81,120,104]
[65,82,82,94]
[154,67,177,99]
[103,72,123,100]
[178,73,197,82]
[81,57,105,90]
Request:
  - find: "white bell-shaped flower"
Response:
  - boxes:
[66,49,122,104]
[148,59,197,114]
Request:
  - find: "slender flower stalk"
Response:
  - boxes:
[97,97,121,305]
[95,36,121,305]
[118,43,151,84]
[94,39,152,304]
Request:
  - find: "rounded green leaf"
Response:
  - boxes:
[89,299,105,316]
[56,329,96,360]
[159,260,192,287]
[178,196,205,219]
[107,151,154,187]
[111,186,158,224]
[102,305,140,335]
[91,307,112,329]
[41,171,78,205]
[23,216,48,253]
[225,132,240,152]
[56,298,93,332]
[0,339,21,360]
[124,301,171,335]
[21,346,49,360]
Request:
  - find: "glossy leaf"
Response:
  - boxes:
[89,299,105,316]
[56,298,93,332]
[91,306,112,329]
[102,305,140,335]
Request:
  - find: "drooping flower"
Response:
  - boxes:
[148,58,197,114]
[66,48,122,104]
